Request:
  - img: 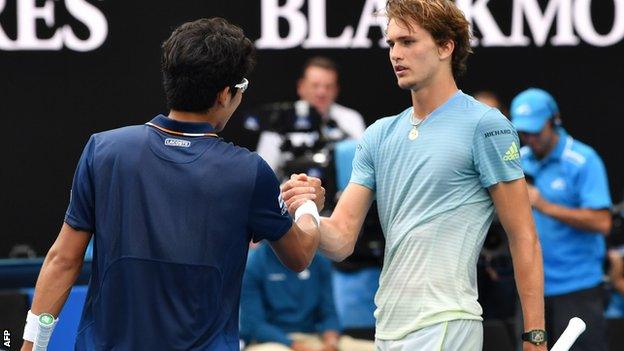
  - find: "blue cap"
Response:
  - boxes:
[510,88,559,133]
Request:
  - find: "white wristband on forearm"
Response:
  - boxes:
[23,310,39,342]
[23,310,58,343]
[294,200,320,227]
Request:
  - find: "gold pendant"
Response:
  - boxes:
[409,127,419,140]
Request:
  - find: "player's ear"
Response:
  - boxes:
[437,39,454,61]
[215,86,232,107]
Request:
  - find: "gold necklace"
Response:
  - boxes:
[408,113,424,140]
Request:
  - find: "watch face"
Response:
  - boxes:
[531,331,545,343]
[523,330,547,345]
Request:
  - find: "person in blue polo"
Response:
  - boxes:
[511,88,612,351]
[240,242,375,351]
[21,18,324,350]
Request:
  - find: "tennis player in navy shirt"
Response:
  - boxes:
[22,18,323,351]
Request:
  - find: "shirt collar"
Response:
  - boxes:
[148,114,216,135]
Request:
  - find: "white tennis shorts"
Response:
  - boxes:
[375,319,483,351]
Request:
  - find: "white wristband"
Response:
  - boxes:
[294,200,320,227]
[23,310,58,343]
[23,310,39,342]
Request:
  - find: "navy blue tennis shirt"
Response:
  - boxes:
[65,115,293,350]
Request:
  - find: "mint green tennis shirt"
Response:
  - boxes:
[351,91,524,339]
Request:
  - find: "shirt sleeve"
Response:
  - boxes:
[349,125,377,191]
[576,151,612,209]
[472,109,525,188]
[315,255,341,333]
[64,135,96,232]
[248,158,293,242]
[239,248,293,346]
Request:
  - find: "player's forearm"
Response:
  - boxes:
[30,250,84,317]
[318,216,358,262]
[21,259,79,348]
[537,201,611,235]
[509,231,545,331]
[294,215,321,268]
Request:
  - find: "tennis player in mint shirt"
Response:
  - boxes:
[22,18,323,351]
[281,1,546,350]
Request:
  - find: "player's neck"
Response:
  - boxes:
[410,75,458,119]
[168,110,220,127]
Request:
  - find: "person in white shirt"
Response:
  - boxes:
[256,56,365,172]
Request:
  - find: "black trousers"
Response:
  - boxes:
[545,285,607,351]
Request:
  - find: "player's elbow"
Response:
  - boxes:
[329,252,350,263]
[508,228,541,254]
[46,247,84,272]
[322,242,355,263]
[287,255,312,272]
[291,262,308,273]
[337,244,356,262]
[281,249,315,272]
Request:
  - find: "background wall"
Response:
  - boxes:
[1,0,622,256]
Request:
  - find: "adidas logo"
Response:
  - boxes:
[503,142,520,161]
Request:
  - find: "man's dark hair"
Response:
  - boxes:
[300,56,339,79]
[162,18,256,112]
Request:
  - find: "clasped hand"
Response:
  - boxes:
[280,174,325,216]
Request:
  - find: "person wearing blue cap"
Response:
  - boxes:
[511,88,613,351]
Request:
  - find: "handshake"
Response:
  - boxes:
[281,173,326,217]
[280,172,359,263]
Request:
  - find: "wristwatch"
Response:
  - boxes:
[522,329,547,346]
